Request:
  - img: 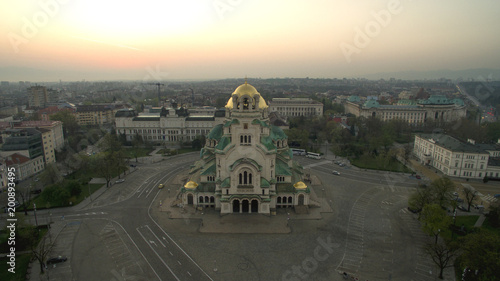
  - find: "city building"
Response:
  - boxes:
[28,86,59,108]
[39,128,56,164]
[414,134,494,179]
[179,82,310,214]
[4,153,44,181]
[115,107,225,144]
[75,104,127,126]
[345,95,466,125]
[268,98,323,118]
[0,121,65,151]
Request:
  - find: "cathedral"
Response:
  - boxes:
[180,82,310,214]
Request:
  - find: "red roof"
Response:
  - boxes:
[5,153,30,166]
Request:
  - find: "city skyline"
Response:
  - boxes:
[2,1,500,81]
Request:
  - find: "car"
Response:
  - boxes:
[457,205,468,212]
[31,189,42,194]
[115,179,125,184]
[453,192,459,197]
[415,175,421,179]
[47,256,67,264]
[454,197,464,203]
[158,184,164,189]
[494,194,500,198]
[338,163,345,167]
[130,164,137,167]
[332,171,340,176]
[34,177,39,182]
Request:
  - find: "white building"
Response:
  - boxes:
[180,82,310,214]
[414,134,490,179]
[268,98,323,118]
[115,108,226,144]
[345,95,466,125]
[4,153,44,181]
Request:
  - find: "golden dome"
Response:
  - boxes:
[184,181,198,189]
[225,81,268,109]
[293,181,307,189]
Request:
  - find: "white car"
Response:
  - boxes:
[115,179,125,184]
[332,170,340,175]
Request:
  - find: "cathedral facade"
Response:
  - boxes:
[180,82,310,214]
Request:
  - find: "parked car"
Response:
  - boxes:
[158,184,164,189]
[494,194,500,198]
[457,205,468,211]
[408,207,421,213]
[339,163,345,167]
[115,179,125,184]
[332,170,340,176]
[47,256,67,264]
[130,164,137,168]
[415,175,421,179]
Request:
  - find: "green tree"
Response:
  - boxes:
[99,133,122,152]
[132,133,144,163]
[459,230,500,280]
[430,177,455,209]
[420,204,452,244]
[42,184,71,206]
[50,110,79,136]
[408,184,433,218]
[40,162,60,185]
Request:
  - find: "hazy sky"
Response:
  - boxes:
[1,0,500,81]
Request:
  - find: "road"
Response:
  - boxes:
[11,152,459,281]
[23,153,213,281]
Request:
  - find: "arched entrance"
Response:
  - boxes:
[232,200,240,213]
[251,200,259,213]
[242,200,249,213]
[187,194,193,205]
[298,194,304,206]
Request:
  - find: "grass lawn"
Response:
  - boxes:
[482,217,500,236]
[122,147,154,158]
[0,254,31,281]
[351,155,412,173]
[28,183,103,210]
[454,215,480,228]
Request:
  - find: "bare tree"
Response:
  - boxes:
[17,182,33,215]
[462,186,478,212]
[424,240,460,279]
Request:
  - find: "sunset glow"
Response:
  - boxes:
[1,0,500,81]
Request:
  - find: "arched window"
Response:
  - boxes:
[239,173,243,184]
[240,135,244,143]
[249,173,252,184]
[199,196,204,203]
[243,171,248,184]
[248,135,251,143]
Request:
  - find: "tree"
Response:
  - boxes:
[42,184,71,206]
[420,204,452,244]
[40,162,61,186]
[99,133,122,152]
[459,230,500,280]
[132,133,144,163]
[50,110,79,137]
[424,239,460,280]
[430,177,455,209]
[462,186,478,212]
[17,183,33,215]
[408,184,433,219]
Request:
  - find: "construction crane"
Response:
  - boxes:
[148,83,164,107]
